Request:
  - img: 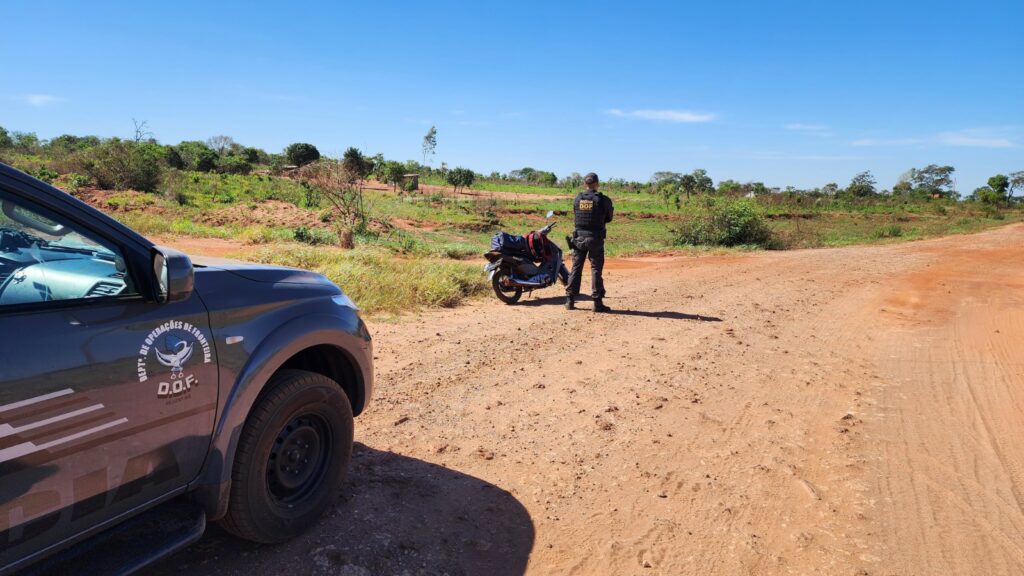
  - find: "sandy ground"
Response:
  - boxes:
[143,224,1024,576]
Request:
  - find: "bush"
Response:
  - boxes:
[79,139,165,192]
[673,199,776,248]
[293,225,339,245]
[446,167,475,192]
[285,143,320,167]
[217,155,252,175]
[301,182,322,208]
[30,166,59,183]
[171,141,219,172]
[245,246,488,314]
[61,173,91,196]
[872,224,903,239]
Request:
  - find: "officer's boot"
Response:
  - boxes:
[593,298,611,313]
[565,296,575,310]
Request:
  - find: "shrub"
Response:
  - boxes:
[342,147,370,179]
[79,139,165,191]
[245,246,488,314]
[293,225,339,245]
[172,141,218,172]
[217,155,252,175]
[872,224,903,239]
[61,173,91,196]
[446,167,475,193]
[301,182,322,208]
[285,143,320,167]
[673,199,776,248]
[377,160,405,191]
[241,147,261,163]
[30,166,59,183]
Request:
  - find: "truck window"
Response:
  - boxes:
[0,195,137,306]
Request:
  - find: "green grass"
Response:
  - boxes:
[240,245,488,315]
[12,163,1022,313]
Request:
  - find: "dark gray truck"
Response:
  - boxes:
[0,163,373,575]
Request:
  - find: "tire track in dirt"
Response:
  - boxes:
[146,224,1024,576]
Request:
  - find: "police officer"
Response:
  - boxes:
[566,172,614,312]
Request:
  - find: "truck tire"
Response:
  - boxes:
[220,369,353,543]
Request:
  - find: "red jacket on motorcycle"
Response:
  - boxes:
[527,230,552,262]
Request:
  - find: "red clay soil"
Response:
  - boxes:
[144,224,1024,576]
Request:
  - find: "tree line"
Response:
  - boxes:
[1,123,1021,207]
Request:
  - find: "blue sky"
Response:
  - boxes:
[3,0,1022,192]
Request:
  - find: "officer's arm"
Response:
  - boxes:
[604,197,614,223]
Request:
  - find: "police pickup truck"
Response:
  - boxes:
[0,163,373,575]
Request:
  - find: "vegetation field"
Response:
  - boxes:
[2,127,1021,314]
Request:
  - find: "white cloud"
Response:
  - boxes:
[851,137,925,147]
[20,94,64,107]
[784,123,828,131]
[751,151,865,161]
[607,108,716,123]
[936,130,1014,148]
[852,128,1016,149]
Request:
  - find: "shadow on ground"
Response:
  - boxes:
[143,443,535,576]
[517,295,722,321]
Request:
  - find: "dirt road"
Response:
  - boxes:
[145,224,1024,576]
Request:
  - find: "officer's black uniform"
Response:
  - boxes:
[566,177,614,310]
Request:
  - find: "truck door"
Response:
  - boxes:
[0,186,218,568]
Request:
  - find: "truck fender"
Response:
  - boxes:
[191,313,371,519]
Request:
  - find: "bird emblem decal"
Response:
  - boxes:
[155,335,194,378]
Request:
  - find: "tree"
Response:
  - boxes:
[509,167,537,182]
[80,139,165,191]
[446,167,475,193]
[651,171,682,184]
[689,168,714,195]
[422,125,437,165]
[297,160,370,238]
[892,179,913,196]
[207,135,236,155]
[172,141,219,172]
[907,164,956,198]
[717,179,743,195]
[987,174,1009,201]
[241,147,262,163]
[217,155,252,175]
[285,143,320,167]
[0,126,11,149]
[846,171,877,197]
[46,134,100,154]
[342,147,370,180]
[11,131,41,153]
[132,119,153,144]
[379,160,405,191]
[821,182,840,196]
[1009,171,1024,199]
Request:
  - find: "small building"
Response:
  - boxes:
[404,174,419,191]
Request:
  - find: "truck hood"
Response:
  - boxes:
[190,255,336,286]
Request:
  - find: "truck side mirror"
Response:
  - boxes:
[152,246,194,304]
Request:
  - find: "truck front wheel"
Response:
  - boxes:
[220,369,353,543]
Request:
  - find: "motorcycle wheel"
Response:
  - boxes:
[491,271,523,304]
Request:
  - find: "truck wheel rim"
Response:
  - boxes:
[267,413,331,504]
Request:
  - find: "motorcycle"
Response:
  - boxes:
[483,211,570,305]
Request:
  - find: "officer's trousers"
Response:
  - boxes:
[566,234,605,299]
